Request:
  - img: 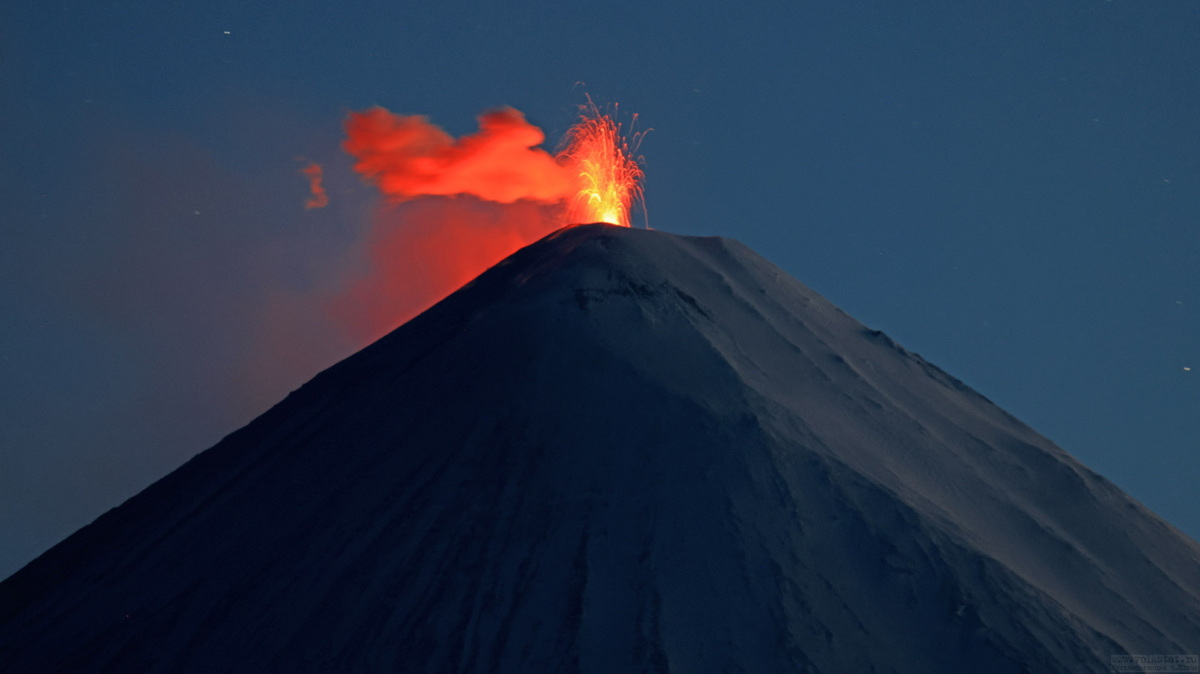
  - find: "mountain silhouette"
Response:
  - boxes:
[2,224,1197,672]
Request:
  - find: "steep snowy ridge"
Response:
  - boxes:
[1,224,1197,672]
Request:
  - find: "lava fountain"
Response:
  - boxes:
[558,110,645,228]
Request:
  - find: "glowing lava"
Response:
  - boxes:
[558,112,644,228]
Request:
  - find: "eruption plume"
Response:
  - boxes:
[336,101,644,340]
[343,107,573,205]
[342,103,643,227]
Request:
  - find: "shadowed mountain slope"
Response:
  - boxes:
[2,224,1197,672]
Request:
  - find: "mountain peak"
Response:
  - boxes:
[2,225,1198,672]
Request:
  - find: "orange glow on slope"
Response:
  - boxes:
[557,111,644,228]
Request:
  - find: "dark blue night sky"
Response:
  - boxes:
[2,1,1197,578]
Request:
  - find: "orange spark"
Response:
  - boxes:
[558,109,644,228]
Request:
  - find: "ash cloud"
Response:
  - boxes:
[300,162,328,209]
[343,106,575,204]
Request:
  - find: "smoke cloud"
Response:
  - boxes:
[343,106,575,204]
[300,162,328,209]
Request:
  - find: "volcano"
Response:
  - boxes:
[1,224,1198,672]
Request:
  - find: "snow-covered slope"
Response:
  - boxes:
[1,224,1197,672]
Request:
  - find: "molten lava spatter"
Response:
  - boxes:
[557,112,644,228]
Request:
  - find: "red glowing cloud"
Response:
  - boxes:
[343,107,575,204]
